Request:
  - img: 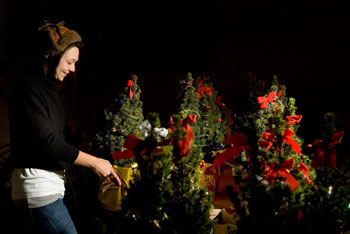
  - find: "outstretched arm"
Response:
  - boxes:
[74,151,121,185]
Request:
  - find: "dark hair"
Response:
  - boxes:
[44,41,83,77]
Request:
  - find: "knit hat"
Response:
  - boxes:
[38,21,82,57]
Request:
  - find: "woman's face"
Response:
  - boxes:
[55,46,79,81]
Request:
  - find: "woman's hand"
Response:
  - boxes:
[74,151,121,185]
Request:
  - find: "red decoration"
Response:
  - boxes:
[212,132,250,166]
[127,80,133,99]
[297,210,303,220]
[264,158,299,191]
[286,115,302,125]
[257,91,277,109]
[298,162,311,183]
[259,132,275,151]
[277,89,282,97]
[216,96,226,108]
[197,80,212,98]
[282,128,302,154]
[169,115,197,157]
[309,130,344,169]
[113,134,141,160]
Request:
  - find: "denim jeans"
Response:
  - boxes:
[28,198,78,234]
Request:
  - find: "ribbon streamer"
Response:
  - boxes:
[169,115,197,157]
[177,115,196,156]
[127,80,133,99]
[298,162,311,183]
[282,128,302,154]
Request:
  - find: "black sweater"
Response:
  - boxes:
[8,72,79,170]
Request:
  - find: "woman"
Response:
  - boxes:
[8,21,121,233]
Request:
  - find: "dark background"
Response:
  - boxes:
[1,0,350,142]
[1,1,350,233]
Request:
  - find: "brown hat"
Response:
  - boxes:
[38,21,82,57]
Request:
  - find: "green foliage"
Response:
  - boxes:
[301,112,349,233]
[119,112,213,234]
[178,72,227,163]
[227,74,316,233]
[90,75,144,163]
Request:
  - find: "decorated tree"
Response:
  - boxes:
[301,112,349,233]
[90,74,144,165]
[215,74,316,233]
[178,72,227,163]
[117,113,214,234]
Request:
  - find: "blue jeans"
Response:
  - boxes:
[29,198,78,234]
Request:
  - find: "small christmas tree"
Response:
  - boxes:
[118,113,214,234]
[217,74,316,233]
[178,72,227,163]
[91,74,144,165]
[301,112,349,233]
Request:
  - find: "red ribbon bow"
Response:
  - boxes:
[259,132,275,151]
[257,91,277,109]
[212,132,250,166]
[216,96,226,108]
[310,130,344,169]
[257,90,282,109]
[264,158,299,191]
[282,128,302,154]
[286,115,302,125]
[197,80,212,98]
[113,134,141,160]
[127,80,133,99]
[169,115,197,157]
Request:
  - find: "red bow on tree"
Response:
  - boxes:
[113,134,141,160]
[212,132,250,166]
[309,130,344,169]
[197,80,212,98]
[264,158,299,191]
[216,96,226,108]
[286,115,302,125]
[127,80,133,99]
[257,91,280,109]
[169,115,197,157]
[259,132,275,151]
[282,128,302,154]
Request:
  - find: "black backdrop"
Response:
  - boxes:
[3,0,350,143]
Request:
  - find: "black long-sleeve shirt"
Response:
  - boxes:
[8,72,79,170]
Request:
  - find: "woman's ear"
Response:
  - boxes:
[44,54,49,60]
